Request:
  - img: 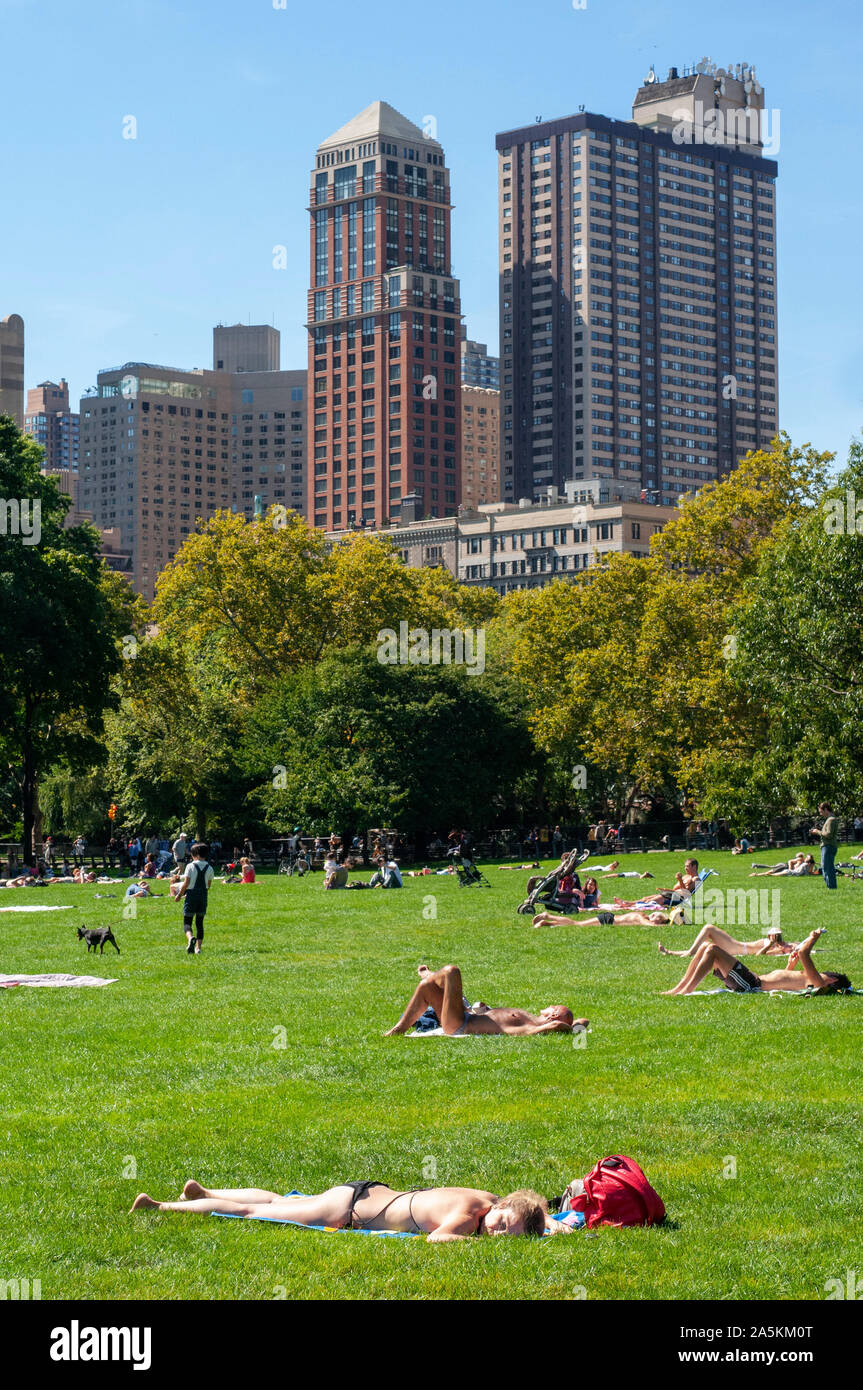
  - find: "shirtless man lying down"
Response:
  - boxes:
[384,963,584,1035]
[130,1178,548,1240]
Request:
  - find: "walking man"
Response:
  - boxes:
[175,842,214,954]
[809,802,840,890]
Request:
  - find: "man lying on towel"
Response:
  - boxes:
[662,928,851,996]
[130,1178,548,1239]
[384,962,585,1035]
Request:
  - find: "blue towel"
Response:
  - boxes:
[212,1192,418,1236]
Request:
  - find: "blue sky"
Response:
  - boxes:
[4,0,862,465]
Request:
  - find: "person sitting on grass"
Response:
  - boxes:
[383,963,584,1036]
[532,907,669,928]
[608,858,699,911]
[130,1178,550,1239]
[657,923,798,959]
[661,928,850,996]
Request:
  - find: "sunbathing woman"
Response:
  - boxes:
[384,963,582,1035]
[130,1179,549,1240]
[533,908,669,928]
[661,928,850,996]
[658,923,797,959]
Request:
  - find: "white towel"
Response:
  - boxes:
[0,973,118,988]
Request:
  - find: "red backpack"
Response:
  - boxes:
[561,1155,665,1229]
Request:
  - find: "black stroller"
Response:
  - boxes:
[450,850,491,888]
[516,847,591,915]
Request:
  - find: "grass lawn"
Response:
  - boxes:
[1,847,860,1301]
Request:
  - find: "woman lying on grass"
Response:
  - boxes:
[130,1179,549,1240]
[658,923,798,959]
[532,908,669,928]
[661,928,851,996]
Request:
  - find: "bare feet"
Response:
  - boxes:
[129,1193,160,1212]
[182,1180,207,1200]
[417,964,431,978]
[384,1022,409,1036]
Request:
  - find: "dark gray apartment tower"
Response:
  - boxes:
[496,63,778,504]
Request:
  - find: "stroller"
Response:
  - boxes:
[516,847,591,916]
[450,851,491,888]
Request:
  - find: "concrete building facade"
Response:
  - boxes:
[79,351,307,598]
[307,101,462,531]
[213,323,280,374]
[338,480,671,596]
[460,384,500,509]
[496,62,778,505]
[0,313,25,427]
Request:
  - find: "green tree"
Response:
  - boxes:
[0,417,133,856]
[243,646,535,838]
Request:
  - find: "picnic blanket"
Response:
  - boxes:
[213,1192,418,1236]
[0,973,118,988]
[0,905,74,912]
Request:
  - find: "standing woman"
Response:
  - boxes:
[176,842,215,954]
[810,802,840,890]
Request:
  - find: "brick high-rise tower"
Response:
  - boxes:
[307,101,462,530]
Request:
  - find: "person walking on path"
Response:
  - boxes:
[809,802,840,890]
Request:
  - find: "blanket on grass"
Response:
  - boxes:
[0,905,74,912]
[0,973,118,988]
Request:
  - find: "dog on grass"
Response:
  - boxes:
[76,926,120,955]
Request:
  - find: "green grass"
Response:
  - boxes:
[1,848,860,1301]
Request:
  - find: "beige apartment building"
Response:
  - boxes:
[333,479,671,595]
[78,329,307,598]
[460,384,500,509]
[497,62,778,505]
[0,313,25,426]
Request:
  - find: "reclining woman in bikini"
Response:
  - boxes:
[661,928,850,996]
[130,1179,549,1240]
[658,922,798,959]
[384,963,583,1035]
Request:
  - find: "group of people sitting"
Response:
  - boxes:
[323,851,403,889]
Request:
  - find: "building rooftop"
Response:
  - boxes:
[318,100,439,151]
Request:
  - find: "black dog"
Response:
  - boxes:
[77,926,120,955]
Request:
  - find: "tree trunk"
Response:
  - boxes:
[21,703,36,863]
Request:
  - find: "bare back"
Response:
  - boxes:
[352,1184,497,1234]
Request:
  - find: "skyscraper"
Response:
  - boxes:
[461,333,500,388]
[497,63,778,504]
[24,380,80,497]
[0,313,25,427]
[460,384,500,509]
[307,101,462,530]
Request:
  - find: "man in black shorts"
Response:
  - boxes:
[662,929,850,996]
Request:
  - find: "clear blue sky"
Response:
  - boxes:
[4,0,861,465]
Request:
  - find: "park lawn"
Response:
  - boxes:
[0,848,860,1302]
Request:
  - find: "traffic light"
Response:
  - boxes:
[108,803,118,821]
